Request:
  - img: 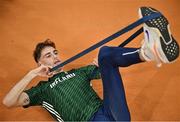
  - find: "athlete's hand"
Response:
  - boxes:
[30,65,54,78]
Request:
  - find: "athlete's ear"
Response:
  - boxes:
[37,61,42,66]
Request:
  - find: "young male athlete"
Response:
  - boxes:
[3,7,179,121]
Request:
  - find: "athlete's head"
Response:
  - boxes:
[33,39,62,69]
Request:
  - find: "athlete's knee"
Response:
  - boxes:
[98,46,112,64]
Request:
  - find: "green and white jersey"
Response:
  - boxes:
[23,65,103,121]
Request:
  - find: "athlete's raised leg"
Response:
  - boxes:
[97,46,143,121]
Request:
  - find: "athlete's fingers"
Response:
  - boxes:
[47,71,54,77]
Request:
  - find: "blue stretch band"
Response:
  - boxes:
[90,27,143,78]
[118,27,143,47]
[50,13,161,72]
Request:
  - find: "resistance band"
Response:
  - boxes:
[50,13,161,72]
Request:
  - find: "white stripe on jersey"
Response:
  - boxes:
[43,104,60,116]
[42,101,64,122]
[43,101,53,107]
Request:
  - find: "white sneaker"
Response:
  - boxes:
[139,7,179,66]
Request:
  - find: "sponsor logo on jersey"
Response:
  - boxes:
[50,73,76,88]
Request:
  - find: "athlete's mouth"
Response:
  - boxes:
[54,60,61,67]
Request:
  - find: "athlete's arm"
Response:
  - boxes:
[3,65,53,108]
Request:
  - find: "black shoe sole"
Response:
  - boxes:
[139,7,179,62]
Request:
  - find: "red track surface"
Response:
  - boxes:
[0,0,180,121]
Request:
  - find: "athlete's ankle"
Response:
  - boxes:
[138,49,146,62]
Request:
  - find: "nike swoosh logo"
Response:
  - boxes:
[145,30,150,42]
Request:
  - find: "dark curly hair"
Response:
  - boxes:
[33,39,56,63]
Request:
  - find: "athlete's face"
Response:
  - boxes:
[38,46,62,70]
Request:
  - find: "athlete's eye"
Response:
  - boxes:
[54,50,58,55]
[46,54,51,58]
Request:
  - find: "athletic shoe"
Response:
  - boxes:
[139,7,179,66]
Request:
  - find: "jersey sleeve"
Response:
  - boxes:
[78,65,101,80]
[23,81,46,108]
